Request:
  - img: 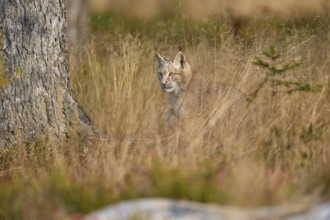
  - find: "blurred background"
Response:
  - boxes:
[88,0,326,17]
[69,0,330,45]
[68,0,330,57]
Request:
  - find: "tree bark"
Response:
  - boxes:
[0,0,91,147]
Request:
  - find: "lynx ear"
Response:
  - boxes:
[155,50,165,64]
[173,51,186,69]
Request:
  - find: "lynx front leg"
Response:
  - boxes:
[166,108,178,132]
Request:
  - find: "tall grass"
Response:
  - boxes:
[1,12,330,219]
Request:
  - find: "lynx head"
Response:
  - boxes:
[155,50,192,94]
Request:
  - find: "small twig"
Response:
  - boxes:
[0,166,23,177]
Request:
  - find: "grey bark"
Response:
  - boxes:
[0,0,91,146]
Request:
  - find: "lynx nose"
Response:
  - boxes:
[161,82,171,89]
[161,78,169,87]
[160,83,167,88]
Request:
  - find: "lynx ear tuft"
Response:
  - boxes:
[155,50,165,63]
[173,51,186,69]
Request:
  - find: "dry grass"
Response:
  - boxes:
[1,11,330,219]
[77,18,329,208]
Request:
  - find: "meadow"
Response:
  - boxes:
[1,4,330,219]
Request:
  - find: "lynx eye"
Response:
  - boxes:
[169,72,174,77]
[158,72,162,78]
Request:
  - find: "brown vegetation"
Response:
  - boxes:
[1,1,330,219]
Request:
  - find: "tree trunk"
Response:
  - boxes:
[0,0,91,147]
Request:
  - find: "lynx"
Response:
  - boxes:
[155,49,249,135]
